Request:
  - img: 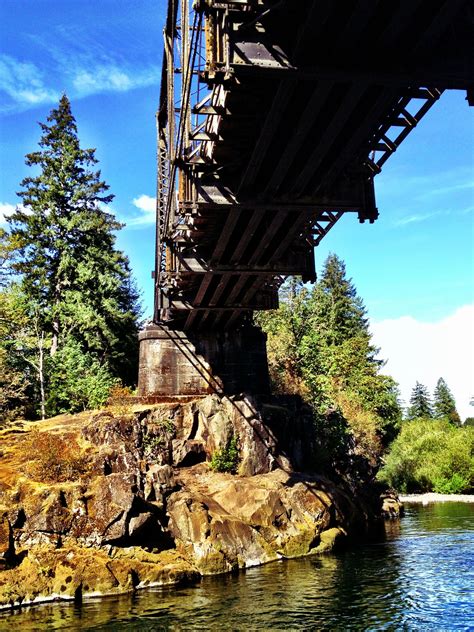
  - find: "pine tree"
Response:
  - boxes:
[433,377,460,425]
[258,254,402,466]
[311,253,370,346]
[7,95,141,399]
[407,382,433,419]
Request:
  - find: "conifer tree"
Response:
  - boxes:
[433,377,460,425]
[311,253,370,346]
[407,382,433,419]
[258,254,402,466]
[8,95,141,397]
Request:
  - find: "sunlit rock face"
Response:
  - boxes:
[0,395,383,609]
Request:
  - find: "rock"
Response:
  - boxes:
[128,513,156,538]
[381,493,404,519]
[86,473,137,544]
[310,527,347,554]
[0,394,380,609]
[172,439,206,467]
[0,545,199,608]
[0,515,14,567]
[166,468,354,572]
[144,464,175,505]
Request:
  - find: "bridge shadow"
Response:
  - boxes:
[158,325,381,529]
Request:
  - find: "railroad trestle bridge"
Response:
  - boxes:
[138,0,472,397]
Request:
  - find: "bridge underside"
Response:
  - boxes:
[139,0,473,396]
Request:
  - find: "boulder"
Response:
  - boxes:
[171,439,206,467]
[86,473,137,544]
[144,464,175,505]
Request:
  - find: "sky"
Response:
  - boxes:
[1,1,473,418]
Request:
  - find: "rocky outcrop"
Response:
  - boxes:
[0,394,385,609]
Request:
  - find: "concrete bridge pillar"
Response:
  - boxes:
[137,324,270,397]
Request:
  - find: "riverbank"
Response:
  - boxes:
[400,493,474,504]
[0,394,392,610]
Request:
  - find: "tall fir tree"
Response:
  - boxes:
[407,381,433,419]
[7,95,141,402]
[258,254,402,469]
[433,377,460,425]
[311,253,370,346]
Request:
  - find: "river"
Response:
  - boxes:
[1,502,473,631]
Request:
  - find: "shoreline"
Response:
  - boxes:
[399,493,474,504]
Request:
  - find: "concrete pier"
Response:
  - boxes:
[137,324,270,397]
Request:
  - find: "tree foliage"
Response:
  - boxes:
[1,95,141,422]
[407,382,433,420]
[257,253,402,474]
[378,418,473,493]
[433,377,460,425]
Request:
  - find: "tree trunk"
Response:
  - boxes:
[51,316,59,356]
[38,330,46,420]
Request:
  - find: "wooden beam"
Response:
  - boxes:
[208,273,232,307]
[319,90,398,191]
[264,81,333,195]
[238,79,297,193]
[229,209,264,263]
[247,209,288,266]
[210,209,240,263]
[231,63,473,90]
[291,83,367,196]
[193,272,213,306]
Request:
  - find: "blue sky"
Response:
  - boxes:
[1,1,473,416]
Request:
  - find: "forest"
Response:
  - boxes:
[1,96,472,494]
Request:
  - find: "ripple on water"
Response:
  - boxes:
[0,503,473,631]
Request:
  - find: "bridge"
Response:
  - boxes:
[138,0,473,397]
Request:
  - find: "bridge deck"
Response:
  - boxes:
[154,0,472,331]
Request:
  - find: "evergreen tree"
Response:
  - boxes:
[7,95,141,400]
[258,254,402,469]
[407,382,433,419]
[433,377,460,425]
[311,253,370,346]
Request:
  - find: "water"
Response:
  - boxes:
[1,503,473,631]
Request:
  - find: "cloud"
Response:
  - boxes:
[0,202,19,226]
[0,48,159,113]
[72,64,159,97]
[371,305,474,421]
[394,211,442,227]
[0,55,59,112]
[125,195,156,227]
[419,179,474,199]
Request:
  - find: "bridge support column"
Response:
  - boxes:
[137,324,270,397]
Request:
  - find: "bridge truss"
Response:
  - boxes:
[154,0,472,331]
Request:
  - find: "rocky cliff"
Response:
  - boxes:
[0,394,391,609]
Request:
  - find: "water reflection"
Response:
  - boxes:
[1,503,473,631]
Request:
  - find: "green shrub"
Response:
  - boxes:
[210,435,239,473]
[378,418,474,493]
[47,339,117,415]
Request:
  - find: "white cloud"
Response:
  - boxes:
[0,202,19,226]
[0,49,159,113]
[72,64,159,97]
[371,305,474,421]
[125,195,156,227]
[419,179,474,199]
[0,54,59,111]
[394,211,442,227]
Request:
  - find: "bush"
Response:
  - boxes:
[107,385,134,417]
[210,435,239,473]
[47,339,117,415]
[26,429,90,482]
[378,418,474,493]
